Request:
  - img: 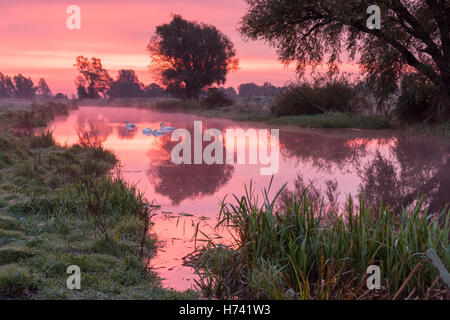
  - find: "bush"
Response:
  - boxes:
[203,88,233,109]
[396,74,439,124]
[271,80,356,117]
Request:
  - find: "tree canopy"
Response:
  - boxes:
[36,78,52,97]
[74,56,112,98]
[240,0,449,117]
[0,73,15,98]
[148,15,239,99]
[13,74,36,98]
[107,69,143,98]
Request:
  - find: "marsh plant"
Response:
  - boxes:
[190,181,449,300]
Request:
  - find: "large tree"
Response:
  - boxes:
[0,73,15,98]
[74,56,112,98]
[148,15,239,99]
[13,74,36,98]
[107,69,143,98]
[36,78,52,97]
[240,0,450,117]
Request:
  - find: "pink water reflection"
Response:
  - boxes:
[48,106,449,290]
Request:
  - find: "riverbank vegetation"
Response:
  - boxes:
[0,100,196,299]
[189,183,449,300]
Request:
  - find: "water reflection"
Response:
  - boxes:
[145,122,234,205]
[48,106,449,290]
[358,138,450,213]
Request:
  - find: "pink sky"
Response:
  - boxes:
[0,0,289,94]
[0,0,359,95]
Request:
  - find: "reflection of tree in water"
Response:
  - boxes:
[278,173,340,212]
[146,130,234,205]
[358,138,450,213]
[116,126,137,140]
[148,163,234,205]
[279,131,384,173]
[75,114,114,142]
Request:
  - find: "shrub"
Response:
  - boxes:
[396,74,439,124]
[271,80,356,117]
[203,88,233,109]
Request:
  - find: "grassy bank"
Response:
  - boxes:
[78,97,450,135]
[190,183,449,300]
[0,100,196,299]
[77,98,392,130]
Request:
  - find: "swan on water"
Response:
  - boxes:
[142,128,164,136]
[160,122,175,132]
[125,121,136,130]
[142,128,152,136]
[151,129,164,135]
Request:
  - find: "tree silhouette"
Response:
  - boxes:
[36,78,52,97]
[148,15,239,99]
[0,73,15,98]
[74,56,112,98]
[107,69,143,98]
[240,0,450,117]
[142,83,166,98]
[13,74,35,98]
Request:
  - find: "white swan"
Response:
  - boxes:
[125,121,136,130]
[151,129,164,136]
[142,128,163,136]
[160,122,175,132]
[142,128,152,136]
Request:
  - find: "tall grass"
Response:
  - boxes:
[191,182,449,300]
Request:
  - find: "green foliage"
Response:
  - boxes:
[192,182,449,299]
[396,74,439,124]
[271,80,356,117]
[239,0,449,118]
[269,112,390,129]
[0,247,33,265]
[203,88,234,109]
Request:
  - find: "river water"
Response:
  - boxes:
[48,106,450,291]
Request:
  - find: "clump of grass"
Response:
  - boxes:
[191,182,449,300]
[111,256,153,286]
[0,153,13,167]
[29,130,55,148]
[0,246,33,265]
[0,265,39,298]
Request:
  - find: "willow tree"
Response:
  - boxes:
[240,0,449,118]
[148,15,239,99]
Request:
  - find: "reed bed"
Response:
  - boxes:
[190,181,449,300]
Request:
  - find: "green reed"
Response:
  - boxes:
[191,181,449,299]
